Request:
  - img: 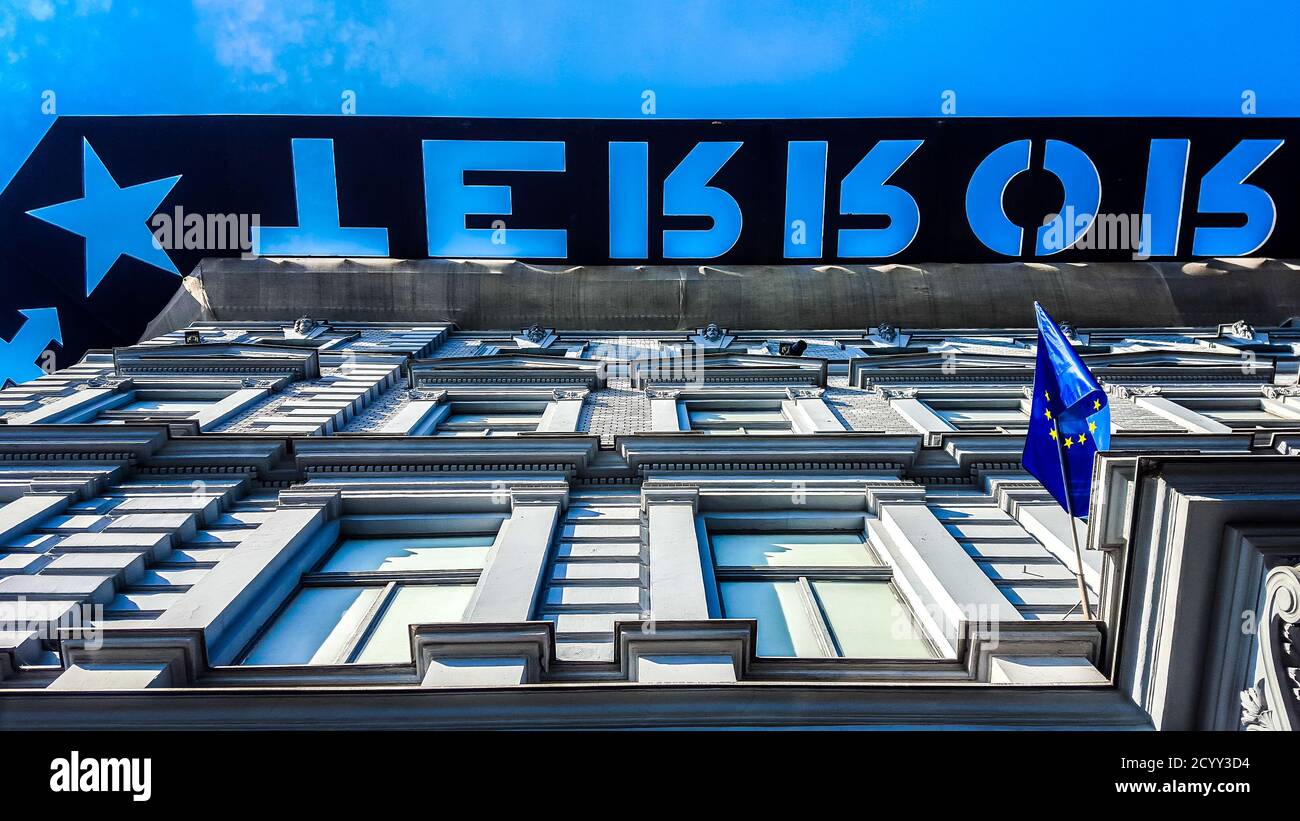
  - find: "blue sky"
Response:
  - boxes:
[3,0,1299,189]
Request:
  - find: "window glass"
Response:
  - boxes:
[1178,399,1300,428]
[119,399,212,413]
[320,536,495,573]
[711,532,876,567]
[436,412,542,436]
[720,580,825,658]
[243,586,380,665]
[922,397,1028,430]
[686,406,792,433]
[353,585,475,663]
[688,409,787,425]
[441,413,541,428]
[812,580,934,658]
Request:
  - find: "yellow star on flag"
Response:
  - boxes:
[1049,428,1058,440]
[1045,391,1051,401]
[1063,436,1073,448]
[1078,431,1087,443]
[1088,420,1097,433]
[1044,409,1052,420]
[1093,398,1102,411]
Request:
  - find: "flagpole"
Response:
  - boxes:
[1052,418,1093,621]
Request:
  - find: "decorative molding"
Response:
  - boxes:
[1105,384,1162,400]
[786,387,825,400]
[861,373,1035,387]
[411,355,605,391]
[645,388,682,400]
[551,388,589,401]
[411,622,554,684]
[873,386,918,399]
[1224,320,1258,341]
[58,627,209,687]
[616,619,756,682]
[965,621,1103,682]
[285,315,326,340]
[113,343,321,381]
[277,487,343,519]
[1242,564,1300,731]
[513,325,557,349]
[406,388,446,401]
[641,483,699,512]
[81,376,132,391]
[1262,385,1300,400]
[509,483,569,509]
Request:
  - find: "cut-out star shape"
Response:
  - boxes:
[26,138,181,297]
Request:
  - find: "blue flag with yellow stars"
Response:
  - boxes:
[1022,303,1111,518]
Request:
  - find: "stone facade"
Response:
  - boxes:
[1,309,1298,729]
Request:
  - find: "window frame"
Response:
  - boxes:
[1167,394,1300,430]
[706,528,937,659]
[920,393,1032,432]
[434,400,549,436]
[681,398,795,435]
[238,528,498,667]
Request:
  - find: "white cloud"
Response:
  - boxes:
[0,0,113,45]
[191,0,333,87]
[26,1,54,22]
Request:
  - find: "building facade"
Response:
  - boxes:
[0,266,1298,730]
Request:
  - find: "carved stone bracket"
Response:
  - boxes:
[1105,384,1162,400]
[873,386,918,400]
[615,619,755,683]
[1262,385,1300,400]
[786,387,825,400]
[80,377,132,391]
[412,622,554,685]
[1242,564,1300,731]
[285,315,326,339]
[406,388,446,402]
[689,323,734,349]
[646,388,682,400]
[552,388,589,401]
[58,627,209,687]
[513,324,557,348]
[1226,320,1258,341]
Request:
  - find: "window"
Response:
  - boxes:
[434,400,546,436]
[93,397,215,423]
[923,396,1029,431]
[437,411,543,436]
[242,534,494,665]
[682,401,793,434]
[708,531,934,659]
[1172,396,1300,430]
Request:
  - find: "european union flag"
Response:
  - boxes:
[1022,303,1111,518]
